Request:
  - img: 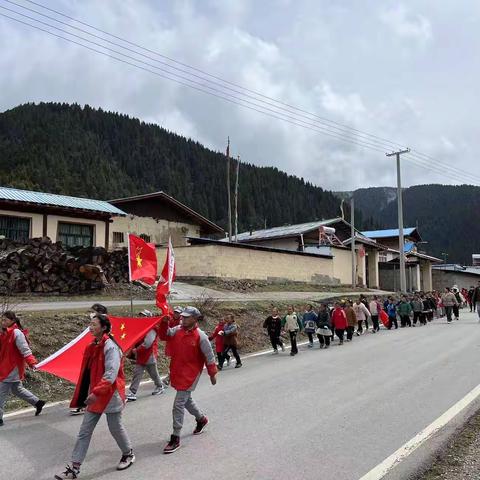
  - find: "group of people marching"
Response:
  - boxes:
[261,285,480,354]
[0,303,218,479]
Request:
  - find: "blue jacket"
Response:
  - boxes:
[302,311,318,333]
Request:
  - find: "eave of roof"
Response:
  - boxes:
[110,191,224,233]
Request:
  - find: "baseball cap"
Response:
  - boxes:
[173,306,183,314]
[180,306,201,317]
[139,309,153,317]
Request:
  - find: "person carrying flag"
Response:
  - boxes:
[162,306,183,387]
[55,314,135,479]
[126,310,165,402]
[158,306,217,454]
[0,311,45,427]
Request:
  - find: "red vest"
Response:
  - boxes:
[209,322,226,353]
[70,334,126,414]
[135,328,159,366]
[159,323,215,390]
[0,326,36,382]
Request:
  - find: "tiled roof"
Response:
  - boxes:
[0,186,126,215]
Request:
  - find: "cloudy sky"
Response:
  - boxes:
[1,0,479,191]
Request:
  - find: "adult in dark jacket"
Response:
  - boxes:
[316,304,332,349]
[263,308,285,354]
[472,281,480,321]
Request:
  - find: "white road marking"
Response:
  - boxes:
[358,382,480,480]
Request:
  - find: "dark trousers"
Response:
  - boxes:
[317,334,330,347]
[335,329,345,343]
[400,315,411,327]
[469,301,474,312]
[371,315,379,331]
[388,316,398,329]
[220,346,241,367]
[453,305,460,319]
[413,312,421,325]
[289,331,298,354]
[307,332,315,344]
[357,320,364,334]
[346,326,355,340]
[445,306,453,322]
[269,333,284,351]
[216,351,230,365]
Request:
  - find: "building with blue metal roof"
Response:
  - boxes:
[0,186,126,249]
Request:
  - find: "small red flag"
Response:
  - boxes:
[128,234,157,285]
[156,238,176,308]
[36,315,162,383]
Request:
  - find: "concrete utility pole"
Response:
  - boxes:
[234,155,240,242]
[386,148,410,292]
[351,196,356,288]
[442,252,448,264]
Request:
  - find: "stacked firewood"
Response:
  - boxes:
[0,237,128,294]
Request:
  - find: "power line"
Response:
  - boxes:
[1,3,478,186]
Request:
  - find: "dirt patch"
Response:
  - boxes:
[5,301,321,413]
[182,277,374,293]
[418,409,480,479]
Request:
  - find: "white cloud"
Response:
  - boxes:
[379,4,432,44]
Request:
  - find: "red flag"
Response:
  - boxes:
[128,234,158,285]
[36,315,162,383]
[156,238,176,308]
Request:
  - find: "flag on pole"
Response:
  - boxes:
[128,234,158,285]
[156,238,176,308]
[36,315,162,383]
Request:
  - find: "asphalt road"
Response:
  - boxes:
[3,311,480,480]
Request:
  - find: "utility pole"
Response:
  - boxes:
[442,252,448,264]
[234,155,240,242]
[351,196,356,288]
[386,148,410,292]
[226,137,232,242]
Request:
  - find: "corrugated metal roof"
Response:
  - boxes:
[0,186,126,215]
[362,227,417,239]
[230,218,343,242]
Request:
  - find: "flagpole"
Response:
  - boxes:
[234,154,240,242]
[226,137,232,242]
[126,232,134,316]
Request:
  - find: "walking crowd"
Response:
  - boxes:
[1,280,480,479]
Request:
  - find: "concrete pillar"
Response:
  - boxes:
[414,264,421,291]
[421,262,433,291]
[356,250,366,287]
[367,250,380,289]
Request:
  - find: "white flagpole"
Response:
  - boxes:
[127,232,133,315]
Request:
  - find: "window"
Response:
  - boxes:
[58,222,94,248]
[113,231,125,244]
[140,233,151,243]
[0,215,30,241]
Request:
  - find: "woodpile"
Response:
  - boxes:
[0,237,128,294]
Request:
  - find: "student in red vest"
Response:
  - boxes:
[0,311,45,427]
[126,310,164,402]
[331,302,348,345]
[209,317,230,368]
[55,314,134,479]
[162,306,183,388]
[158,306,217,454]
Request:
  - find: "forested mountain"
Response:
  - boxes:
[350,185,480,265]
[0,102,346,231]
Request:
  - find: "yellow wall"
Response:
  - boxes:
[47,215,106,247]
[110,215,201,248]
[331,247,352,285]
[165,244,344,284]
[0,209,43,237]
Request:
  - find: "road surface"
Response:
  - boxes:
[17,282,387,311]
[3,312,480,480]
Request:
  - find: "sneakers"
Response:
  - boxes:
[54,465,80,479]
[69,408,85,416]
[35,400,46,416]
[226,358,231,367]
[117,450,135,471]
[272,350,279,355]
[324,344,330,349]
[308,343,313,348]
[152,386,165,396]
[234,363,242,369]
[319,344,324,349]
[163,434,180,454]
[193,416,209,435]
[126,392,137,402]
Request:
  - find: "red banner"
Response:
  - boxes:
[128,234,158,285]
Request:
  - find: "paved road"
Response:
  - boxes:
[4,312,480,480]
[17,282,387,311]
